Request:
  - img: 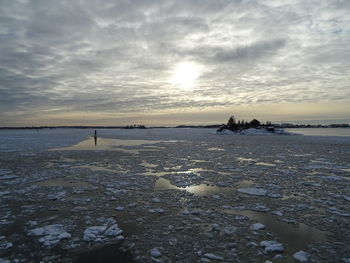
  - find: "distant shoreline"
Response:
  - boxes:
[0,124,349,130]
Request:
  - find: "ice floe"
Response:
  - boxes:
[28,224,71,247]
[260,240,284,253]
[293,250,309,262]
[250,223,266,231]
[83,222,123,242]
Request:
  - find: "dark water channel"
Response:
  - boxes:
[224,209,328,254]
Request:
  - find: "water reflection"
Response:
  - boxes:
[223,209,328,254]
[154,177,235,196]
[50,137,164,152]
[255,162,276,167]
[235,180,255,188]
[236,157,256,162]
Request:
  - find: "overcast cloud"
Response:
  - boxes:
[0,0,349,125]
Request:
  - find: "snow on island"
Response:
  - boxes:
[216,116,292,135]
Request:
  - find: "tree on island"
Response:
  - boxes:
[249,119,260,128]
[217,115,274,133]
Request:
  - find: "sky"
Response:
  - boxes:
[1,0,350,126]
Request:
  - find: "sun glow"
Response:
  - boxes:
[171,62,201,89]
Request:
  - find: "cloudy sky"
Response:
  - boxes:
[1,0,349,126]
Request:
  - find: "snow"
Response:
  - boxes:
[293,250,309,262]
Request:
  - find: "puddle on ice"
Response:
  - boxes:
[237,157,257,162]
[50,137,164,152]
[35,178,91,187]
[177,168,213,174]
[154,178,180,190]
[141,168,213,177]
[207,147,225,151]
[140,161,158,168]
[236,180,255,188]
[223,209,328,254]
[154,178,235,196]
[191,160,210,163]
[292,154,312,157]
[73,164,128,174]
[141,171,172,177]
[184,184,235,196]
[255,162,276,167]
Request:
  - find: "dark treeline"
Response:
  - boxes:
[123,124,146,129]
[217,116,274,132]
[0,125,147,130]
[276,123,350,128]
[0,122,349,130]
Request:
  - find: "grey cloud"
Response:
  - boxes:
[0,0,349,124]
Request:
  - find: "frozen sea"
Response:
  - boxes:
[286,128,350,137]
[0,128,349,262]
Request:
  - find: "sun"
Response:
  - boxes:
[170,62,201,89]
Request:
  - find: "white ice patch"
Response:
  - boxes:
[293,250,309,262]
[47,191,66,200]
[250,223,266,231]
[148,208,165,214]
[260,240,284,253]
[0,169,11,176]
[252,204,270,212]
[83,223,123,242]
[0,175,18,180]
[28,224,71,247]
[150,248,161,257]
[319,175,342,182]
[327,207,350,217]
[104,224,123,237]
[0,239,13,250]
[237,187,267,196]
[204,253,224,260]
[83,226,106,242]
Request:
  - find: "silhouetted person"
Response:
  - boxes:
[94,130,97,146]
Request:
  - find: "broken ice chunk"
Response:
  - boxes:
[29,224,71,247]
[148,208,165,214]
[150,248,161,257]
[83,226,107,242]
[260,240,284,253]
[47,191,66,200]
[204,253,224,260]
[250,223,266,231]
[293,250,309,262]
[104,224,123,237]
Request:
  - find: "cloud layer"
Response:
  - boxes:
[1,0,349,125]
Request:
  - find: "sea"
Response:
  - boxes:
[286,128,350,137]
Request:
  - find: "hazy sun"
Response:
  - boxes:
[171,62,201,89]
